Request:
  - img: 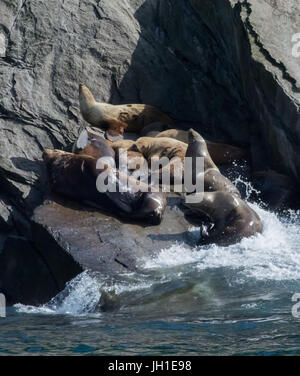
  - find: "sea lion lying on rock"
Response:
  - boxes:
[74,130,147,177]
[133,137,187,163]
[185,129,241,197]
[156,129,245,165]
[132,136,188,184]
[73,129,115,162]
[79,84,173,141]
[112,139,135,152]
[140,122,170,138]
[43,149,166,225]
[184,191,263,246]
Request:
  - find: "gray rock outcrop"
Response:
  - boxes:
[0,0,299,304]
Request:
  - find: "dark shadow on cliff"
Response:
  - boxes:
[110,0,253,146]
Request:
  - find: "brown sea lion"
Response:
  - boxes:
[43,149,166,224]
[79,84,173,141]
[73,129,115,163]
[155,129,245,165]
[184,191,263,246]
[185,129,241,197]
[116,149,147,173]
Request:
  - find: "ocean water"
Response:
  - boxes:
[1,202,300,355]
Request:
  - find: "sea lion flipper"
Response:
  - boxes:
[75,129,90,151]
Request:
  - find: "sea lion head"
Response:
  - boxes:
[79,83,95,109]
[188,129,205,145]
[135,192,167,225]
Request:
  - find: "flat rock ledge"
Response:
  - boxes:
[0,194,197,305]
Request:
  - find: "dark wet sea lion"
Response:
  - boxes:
[185,129,241,197]
[129,192,167,225]
[79,84,173,141]
[184,191,263,246]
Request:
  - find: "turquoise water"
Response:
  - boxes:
[1,204,300,355]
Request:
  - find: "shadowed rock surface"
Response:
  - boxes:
[0,0,299,304]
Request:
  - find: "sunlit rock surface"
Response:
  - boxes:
[0,0,299,304]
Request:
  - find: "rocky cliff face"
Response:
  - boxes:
[0,0,299,304]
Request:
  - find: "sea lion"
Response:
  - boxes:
[140,122,170,137]
[43,149,108,203]
[184,191,263,246]
[73,129,115,163]
[112,139,136,152]
[132,137,188,185]
[111,139,147,173]
[155,129,245,165]
[43,149,166,224]
[134,137,187,162]
[185,129,241,197]
[116,149,148,173]
[79,84,173,141]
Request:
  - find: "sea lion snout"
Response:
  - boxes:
[136,192,167,225]
[188,128,204,144]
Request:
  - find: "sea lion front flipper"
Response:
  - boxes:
[74,129,90,152]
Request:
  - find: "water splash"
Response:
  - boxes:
[14,175,300,318]
[144,203,300,281]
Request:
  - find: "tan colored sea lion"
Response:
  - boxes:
[130,137,188,185]
[79,84,173,141]
[134,137,187,162]
[184,191,263,246]
[155,129,245,165]
[185,129,241,197]
[112,139,136,152]
[43,149,166,224]
[111,139,147,172]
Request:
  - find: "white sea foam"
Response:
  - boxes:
[16,271,101,316]
[15,203,300,317]
[15,271,154,316]
[143,204,300,281]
